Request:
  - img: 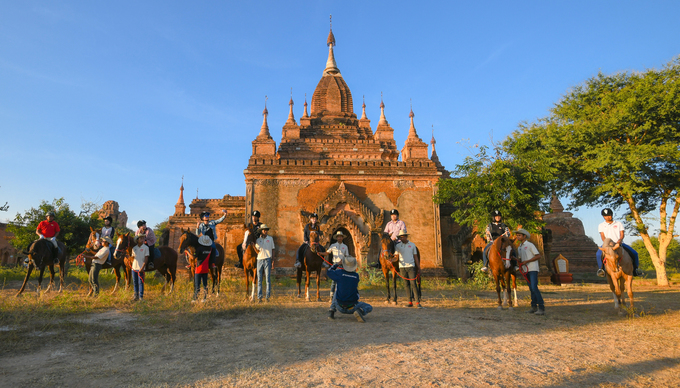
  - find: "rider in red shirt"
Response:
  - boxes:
[35,211,61,263]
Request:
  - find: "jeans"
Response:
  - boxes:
[482,242,492,267]
[527,271,544,309]
[331,300,373,316]
[257,258,272,300]
[194,273,208,297]
[329,282,338,312]
[596,243,639,268]
[399,267,421,303]
[132,270,145,298]
[89,263,102,295]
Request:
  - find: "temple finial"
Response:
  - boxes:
[408,100,418,138]
[259,95,271,138]
[379,92,388,125]
[286,88,296,124]
[361,95,367,119]
[303,93,309,118]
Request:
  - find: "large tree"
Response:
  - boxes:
[507,57,680,286]
[8,198,102,256]
[434,144,553,235]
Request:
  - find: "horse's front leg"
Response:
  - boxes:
[296,268,302,298]
[305,270,311,301]
[383,265,391,304]
[494,275,503,309]
[37,266,48,295]
[45,264,56,292]
[392,271,399,305]
[626,275,634,311]
[504,271,513,310]
[111,266,120,294]
[316,270,321,302]
[512,274,518,307]
[59,259,65,293]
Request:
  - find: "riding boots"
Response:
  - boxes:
[328,311,335,320]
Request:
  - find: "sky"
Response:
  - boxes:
[1,1,679,245]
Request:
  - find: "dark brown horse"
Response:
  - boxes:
[379,234,400,304]
[115,233,178,294]
[178,230,226,296]
[16,238,67,296]
[78,228,129,295]
[599,238,634,313]
[487,235,518,309]
[297,231,326,301]
[235,224,258,300]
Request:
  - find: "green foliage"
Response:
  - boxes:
[7,198,102,256]
[632,238,680,273]
[466,260,491,289]
[508,57,680,284]
[434,144,552,234]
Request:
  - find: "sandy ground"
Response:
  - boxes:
[1,279,680,388]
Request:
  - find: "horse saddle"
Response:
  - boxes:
[154,248,161,258]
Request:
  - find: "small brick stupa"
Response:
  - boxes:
[543,196,598,274]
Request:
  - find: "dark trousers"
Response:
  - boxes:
[147,243,155,264]
[399,267,421,303]
[194,273,208,298]
[527,271,544,309]
[89,263,102,295]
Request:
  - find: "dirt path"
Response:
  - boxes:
[1,281,680,387]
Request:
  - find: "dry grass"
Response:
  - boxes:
[1,267,680,387]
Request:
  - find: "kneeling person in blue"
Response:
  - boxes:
[326,256,372,322]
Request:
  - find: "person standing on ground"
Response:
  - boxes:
[192,235,213,303]
[394,230,423,308]
[131,235,149,301]
[326,256,373,322]
[596,208,642,277]
[136,220,156,270]
[516,229,545,315]
[90,236,112,297]
[254,224,275,302]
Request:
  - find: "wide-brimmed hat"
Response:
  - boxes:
[198,235,212,246]
[101,236,114,245]
[334,231,345,237]
[259,224,270,230]
[516,229,531,238]
[397,230,409,237]
[342,256,358,272]
[135,234,146,242]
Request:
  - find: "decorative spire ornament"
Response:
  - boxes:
[258,95,271,138]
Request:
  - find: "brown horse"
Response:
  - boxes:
[599,238,634,313]
[79,228,130,295]
[297,231,326,301]
[115,233,178,294]
[178,230,226,296]
[379,234,400,304]
[235,224,258,300]
[16,238,68,296]
[487,235,518,309]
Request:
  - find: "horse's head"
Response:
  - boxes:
[499,236,514,251]
[380,233,396,262]
[114,232,131,260]
[599,238,621,272]
[309,231,319,253]
[178,228,197,254]
[86,227,100,250]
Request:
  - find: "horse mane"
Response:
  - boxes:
[179,229,199,253]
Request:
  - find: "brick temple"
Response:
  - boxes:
[165,26,598,279]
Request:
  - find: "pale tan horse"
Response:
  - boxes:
[599,238,634,313]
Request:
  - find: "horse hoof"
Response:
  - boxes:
[316,298,322,302]
[508,306,514,311]
[497,306,503,310]
[384,300,390,304]
[391,301,397,306]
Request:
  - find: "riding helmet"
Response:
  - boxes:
[103,216,113,222]
[137,220,146,228]
[491,210,502,217]
[310,213,319,219]
[200,211,210,219]
[47,211,56,217]
[390,209,399,216]
[251,210,261,217]
[601,208,613,216]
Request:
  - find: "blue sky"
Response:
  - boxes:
[1,1,679,244]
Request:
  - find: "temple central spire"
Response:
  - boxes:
[324,15,340,75]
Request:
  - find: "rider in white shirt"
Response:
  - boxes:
[596,208,642,277]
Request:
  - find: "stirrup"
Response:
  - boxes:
[596,269,605,277]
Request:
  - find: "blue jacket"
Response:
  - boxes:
[327,267,360,305]
[196,214,227,241]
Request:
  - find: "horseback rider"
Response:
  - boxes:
[481,210,511,273]
[35,211,61,264]
[369,209,405,269]
[196,209,226,269]
[596,208,642,277]
[100,216,115,264]
[135,220,155,270]
[295,213,324,268]
[237,210,262,268]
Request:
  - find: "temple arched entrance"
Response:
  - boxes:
[329,226,355,258]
